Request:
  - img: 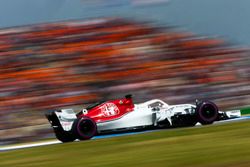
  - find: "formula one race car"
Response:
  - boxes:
[45,95,241,142]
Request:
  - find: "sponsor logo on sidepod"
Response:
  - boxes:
[101,103,120,117]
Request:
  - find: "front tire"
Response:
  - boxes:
[196,101,219,125]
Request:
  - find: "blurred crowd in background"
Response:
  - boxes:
[0,17,250,144]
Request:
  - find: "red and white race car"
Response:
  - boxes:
[45,95,241,142]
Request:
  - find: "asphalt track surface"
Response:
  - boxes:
[1,116,250,152]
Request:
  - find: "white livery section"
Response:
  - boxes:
[55,99,241,132]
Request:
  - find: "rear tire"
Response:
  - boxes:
[72,117,97,140]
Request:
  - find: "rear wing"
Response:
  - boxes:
[45,109,77,131]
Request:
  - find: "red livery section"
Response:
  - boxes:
[83,95,134,123]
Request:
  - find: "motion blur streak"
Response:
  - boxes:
[0,17,249,144]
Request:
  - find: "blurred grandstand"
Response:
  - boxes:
[0,17,250,144]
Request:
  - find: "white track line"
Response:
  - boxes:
[0,140,61,151]
[1,116,250,152]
